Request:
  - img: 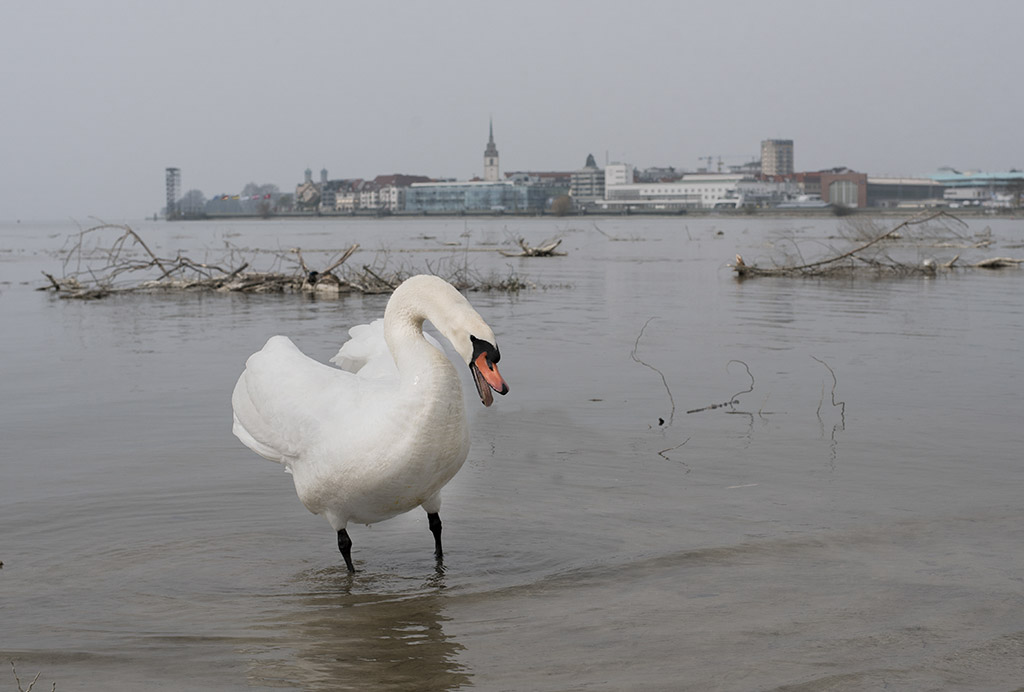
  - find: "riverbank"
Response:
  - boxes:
[167,206,1024,222]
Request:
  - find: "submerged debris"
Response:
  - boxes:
[39,223,532,299]
[499,237,566,257]
[730,211,1023,278]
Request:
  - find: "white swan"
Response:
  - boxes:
[231,275,509,571]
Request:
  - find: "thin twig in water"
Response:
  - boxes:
[726,360,754,410]
[811,356,846,420]
[811,356,845,468]
[686,359,754,414]
[630,317,675,426]
[658,438,691,471]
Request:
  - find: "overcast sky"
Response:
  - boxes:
[3,0,1021,220]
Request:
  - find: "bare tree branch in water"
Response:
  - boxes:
[731,211,1024,278]
[9,661,56,692]
[631,317,676,427]
[498,237,567,257]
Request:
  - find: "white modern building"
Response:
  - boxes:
[604,163,635,187]
[600,173,748,210]
[599,170,800,211]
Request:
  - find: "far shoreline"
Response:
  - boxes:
[159,206,1024,222]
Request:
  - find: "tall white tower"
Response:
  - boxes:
[483,119,500,182]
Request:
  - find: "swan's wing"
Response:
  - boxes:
[329,320,394,378]
[329,318,444,380]
[232,335,359,464]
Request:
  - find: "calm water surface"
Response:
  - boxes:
[1,216,1022,690]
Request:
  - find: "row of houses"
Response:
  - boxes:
[208,163,1020,219]
[298,168,572,215]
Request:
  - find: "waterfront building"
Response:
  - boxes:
[295,180,319,208]
[570,154,606,203]
[931,170,1024,208]
[378,185,404,212]
[867,177,946,208]
[818,169,867,207]
[484,119,500,182]
[404,179,559,214]
[761,139,794,177]
[319,171,337,211]
[764,168,867,208]
[599,170,808,210]
[604,163,635,188]
[359,187,378,210]
[373,174,433,212]
[602,173,750,210]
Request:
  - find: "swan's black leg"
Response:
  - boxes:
[337,529,356,572]
[427,512,443,560]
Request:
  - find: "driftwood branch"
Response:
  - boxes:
[731,211,1018,278]
[973,257,1024,269]
[499,237,566,257]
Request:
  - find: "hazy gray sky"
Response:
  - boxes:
[3,0,1021,220]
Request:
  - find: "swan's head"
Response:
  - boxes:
[445,318,508,407]
[388,275,509,407]
[468,333,508,407]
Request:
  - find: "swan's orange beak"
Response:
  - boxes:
[471,351,508,407]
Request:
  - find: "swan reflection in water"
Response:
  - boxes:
[246,564,469,691]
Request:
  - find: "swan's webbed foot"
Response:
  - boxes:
[427,512,443,561]
[337,529,356,572]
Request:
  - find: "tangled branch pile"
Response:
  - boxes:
[39,224,531,299]
[732,211,1024,278]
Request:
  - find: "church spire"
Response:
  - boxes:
[483,118,499,181]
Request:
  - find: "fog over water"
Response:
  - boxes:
[1,215,1023,690]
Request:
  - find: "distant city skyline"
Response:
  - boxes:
[3,0,1022,220]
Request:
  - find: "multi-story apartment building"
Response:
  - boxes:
[761,139,794,177]
[570,154,605,203]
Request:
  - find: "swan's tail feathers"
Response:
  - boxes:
[230,336,308,464]
[231,412,284,463]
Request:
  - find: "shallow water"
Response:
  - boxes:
[2,215,1023,690]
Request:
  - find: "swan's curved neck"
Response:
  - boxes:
[382,276,474,383]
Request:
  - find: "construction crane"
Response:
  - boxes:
[697,156,723,173]
[698,155,759,174]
